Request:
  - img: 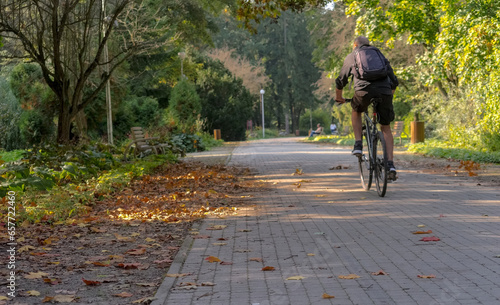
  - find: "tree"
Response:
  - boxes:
[0,0,234,144]
[195,56,253,141]
[168,79,202,133]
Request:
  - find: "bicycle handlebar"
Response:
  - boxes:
[335,98,352,105]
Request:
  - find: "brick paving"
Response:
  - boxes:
[153,138,500,305]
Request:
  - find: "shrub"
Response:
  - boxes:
[168,79,202,133]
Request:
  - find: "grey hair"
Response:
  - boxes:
[354,36,370,47]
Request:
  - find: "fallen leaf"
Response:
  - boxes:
[286,276,305,280]
[338,274,360,279]
[220,261,233,265]
[92,261,110,267]
[315,195,325,197]
[206,225,227,230]
[238,229,252,232]
[249,258,263,262]
[43,278,61,285]
[27,290,41,296]
[371,270,388,276]
[201,282,216,286]
[82,278,102,286]
[417,224,426,228]
[145,238,156,242]
[165,273,190,278]
[25,271,50,279]
[53,295,76,303]
[114,292,133,298]
[417,274,436,279]
[126,248,146,255]
[114,233,135,242]
[412,230,433,234]
[116,263,142,269]
[18,245,36,253]
[322,293,335,299]
[420,236,440,242]
[262,266,275,271]
[307,253,315,256]
[90,227,107,233]
[212,243,227,246]
[205,256,221,263]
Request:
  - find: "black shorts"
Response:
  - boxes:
[352,91,395,125]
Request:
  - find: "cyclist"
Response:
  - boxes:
[335,36,399,180]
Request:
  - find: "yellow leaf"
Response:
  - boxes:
[286,276,305,280]
[315,195,325,197]
[18,245,36,253]
[322,293,335,299]
[307,253,315,256]
[417,224,426,228]
[212,243,227,246]
[205,256,221,263]
[165,273,190,278]
[417,274,436,279]
[113,292,133,298]
[206,225,227,230]
[145,238,156,242]
[25,272,50,279]
[17,237,25,243]
[0,295,9,300]
[27,290,40,296]
[131,232,140,237]
[338,274,360,279]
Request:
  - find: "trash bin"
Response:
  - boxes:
[411,121,425,143]
[214,129,221,140]
[295,130,300,136]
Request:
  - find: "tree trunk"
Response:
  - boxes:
[57,100,72,144]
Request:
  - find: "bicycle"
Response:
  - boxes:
[339,98,389,197]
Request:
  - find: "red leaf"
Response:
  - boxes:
[420,236,440,242]
[82,278,102,286]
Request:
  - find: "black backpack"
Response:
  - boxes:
[353,46,388,81]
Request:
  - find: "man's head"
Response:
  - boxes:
[317,123,320,127]
[353,36,370,49]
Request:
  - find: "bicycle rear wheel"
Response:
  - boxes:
[358,129,372,190]
[374,131,388,197]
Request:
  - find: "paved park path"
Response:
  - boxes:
[153,138,500,305]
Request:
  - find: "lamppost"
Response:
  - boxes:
[178,51,186,79]
[260,89,265,138]
[102,0,113,145]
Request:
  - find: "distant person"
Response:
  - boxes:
[330,122,337,135]
[309,123,323,137]
[335,36,399,180]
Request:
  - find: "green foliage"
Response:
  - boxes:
[168,79,202,133]
[0,76,22,151]
[195,56,253,141]
[408,140,500,164]
[0,143,118,197]
[113,95,160,141]
[171,134,205,154]
[19,110,55,145]
[299,108,331,133]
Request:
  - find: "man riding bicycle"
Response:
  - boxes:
[335,36,399,180]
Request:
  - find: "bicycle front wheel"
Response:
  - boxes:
[374,131,388,197]
[358,129,372,191]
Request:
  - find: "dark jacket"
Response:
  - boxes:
[335,45,398,95]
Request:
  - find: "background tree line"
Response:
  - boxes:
[0,0,499,153]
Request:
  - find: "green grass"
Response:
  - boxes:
[408,140,500,164]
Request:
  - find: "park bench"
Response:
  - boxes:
[392,121,409,144]
[123,127,170,160]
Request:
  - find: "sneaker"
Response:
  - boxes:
[352,141,363,156]
[387,161,397,181]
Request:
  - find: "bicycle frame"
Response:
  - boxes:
[342,98,388,197]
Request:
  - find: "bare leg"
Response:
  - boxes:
[352,111,363,141]
[379,124,394,162]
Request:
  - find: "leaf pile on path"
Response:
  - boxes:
[0,161,264,304]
